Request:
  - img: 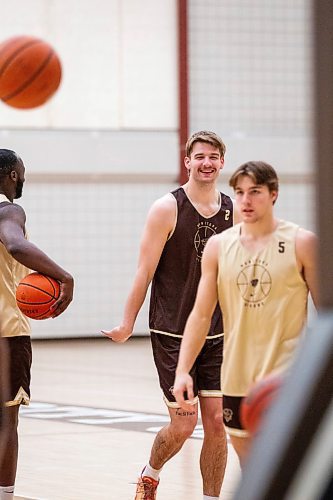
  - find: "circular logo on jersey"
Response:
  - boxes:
[194,224,217,260]
[237,264,272,303]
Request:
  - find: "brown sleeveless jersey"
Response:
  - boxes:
[149,187,233,338]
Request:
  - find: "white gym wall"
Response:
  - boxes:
[0,0,314,337]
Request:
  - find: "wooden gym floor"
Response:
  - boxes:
[13,337,241,500]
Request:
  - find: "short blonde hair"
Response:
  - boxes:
[229,161,279,193]
[185,131,226,158]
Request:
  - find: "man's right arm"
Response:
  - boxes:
[0,203,74,317]
[173,235,220,407]
[102,194,176,342]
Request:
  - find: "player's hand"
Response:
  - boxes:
[173,372,195,409]
[51,275,74,318]
[101,325,131,343]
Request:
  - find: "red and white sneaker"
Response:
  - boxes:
[134,474,159,499]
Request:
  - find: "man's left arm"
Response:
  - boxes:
[296,228,319,309]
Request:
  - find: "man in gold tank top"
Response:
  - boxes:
[0,149,74,500]
[174,161,318,466]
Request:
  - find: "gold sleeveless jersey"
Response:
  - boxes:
[0,194,31,337]
[217,220,308,396]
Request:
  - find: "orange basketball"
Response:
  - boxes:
[0,35,62,109]
[16,272,60,320]
[240,373,283,434]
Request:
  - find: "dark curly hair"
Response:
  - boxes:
[0,149,20,178]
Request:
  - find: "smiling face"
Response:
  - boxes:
[184,141,224,184]
[234,175,277,224]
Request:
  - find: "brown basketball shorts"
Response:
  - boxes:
[150,331,223,408]
[223,395,250,438]
[1,336,32,407]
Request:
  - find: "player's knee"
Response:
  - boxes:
[171,415,197,440]
[175,424,196,441]
[205,410,225,436]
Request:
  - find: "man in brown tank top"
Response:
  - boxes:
[103,131,239,499]
[0,149,74,500]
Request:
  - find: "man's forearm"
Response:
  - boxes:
[176,312,210,373]
[122,272,151,331]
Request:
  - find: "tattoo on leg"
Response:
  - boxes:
[176,409,196,417]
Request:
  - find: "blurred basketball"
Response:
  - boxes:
[0,35,62,109]
[240,373,283,434]
[16,272,60,320]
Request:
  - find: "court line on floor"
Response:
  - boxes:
[20,401,205,439]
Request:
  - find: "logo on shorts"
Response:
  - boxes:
[223,407,233,423]
[169,386,174,395]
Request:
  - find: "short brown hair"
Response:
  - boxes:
[185,131,226,158]
[229,161,279,193]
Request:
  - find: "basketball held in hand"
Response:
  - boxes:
[16,272,60,320]
[240,373,283,434]
[0,35,62,109]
